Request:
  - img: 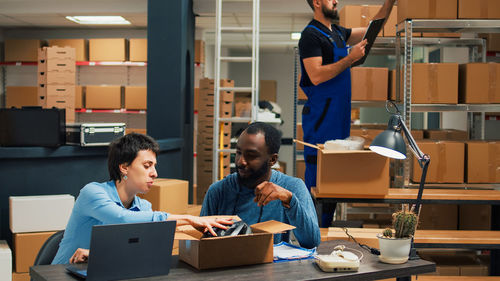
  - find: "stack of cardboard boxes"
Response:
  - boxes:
[196,78,234,204]
[9,195,74,281]
[37,46,76,123]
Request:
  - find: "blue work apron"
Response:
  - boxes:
[300,25,351,190]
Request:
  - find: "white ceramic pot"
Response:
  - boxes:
[377,234,412,264]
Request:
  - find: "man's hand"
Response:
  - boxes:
[348,39,367,63]
[188,216,234,237]
[254,181,293,208]
[69,248,89,264]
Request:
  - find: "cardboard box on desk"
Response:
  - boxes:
[137,178,188,214]
[398,0,457,23]
[466,141,500,183]
[316,150,389,195]
[351,67,388,101]
[412,63,458,104]
[459,0,500,19]
[13,232,56,273]
[459,63,500,104]
[9,195,74,233]
[176,218,295,270]
[412,141,465,184]
[350,128,384,147]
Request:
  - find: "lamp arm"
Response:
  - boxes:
[397,115,425,161]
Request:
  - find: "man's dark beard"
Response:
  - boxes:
[237,160,269,189]
[322,4,338,20]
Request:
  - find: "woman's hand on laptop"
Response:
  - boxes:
[70,248,89,264]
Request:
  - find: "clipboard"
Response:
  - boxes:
[351,18,385,67]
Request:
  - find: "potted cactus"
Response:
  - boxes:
[377,205,418,264]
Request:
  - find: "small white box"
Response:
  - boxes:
[0,241,12,281]
[10,195,74,233]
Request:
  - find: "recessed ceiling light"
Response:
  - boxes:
[66,16,131,25]
[291,32,301,40]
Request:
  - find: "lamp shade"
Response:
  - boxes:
[369,129,407,159]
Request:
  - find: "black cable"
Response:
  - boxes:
[342,227,380,256]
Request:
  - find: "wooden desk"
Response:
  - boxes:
[30,240,435,281]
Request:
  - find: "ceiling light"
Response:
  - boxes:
[291,33,301,40]
[66,16,131,25]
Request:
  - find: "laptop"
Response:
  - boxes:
[66,220,176,281]
[351,18,385,67]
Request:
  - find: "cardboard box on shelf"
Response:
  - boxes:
[75,85,83,109]
[38,71,75,85]
[480,33,500,52]
[298,74,307,100]
[38,57,76,73]
[177,218,295,269]
[88,38,126,61]
[384,6,397,37]
[466,141,500,183]
[13,232,56,273]
[12,272,29,281]
[260,80,277,102]
[296,123,303,150]
[48,39,87,61]
[125,128,147,135]
[0,241,11,281]
[412,63,459,104]
[424,129,468,141]
[129,38,147,62]
[199,90,235,104]
[137,178,188,214]
[234,93,252,117]
[317,150,389,195]
[6,86,38,108]
[199,78,234,90]
[412,141,465,184]
[38,46,75,61]
[351,67,389,101]
[459,63,500,104]
[458,0,500,19]
[418,204,458,230]
[398,0,457,23]
[296,159,305,182]
[124,86,147,110]
[10,195,74,233]
[412,130,424,140]
[194,88,199,111]
[85,85,122,109]
[339,5,382,37]
[459,204,491,230]
[4,39,42,62]
[38,84,75,108]
[195,40,205,64]
[422,33,461,38]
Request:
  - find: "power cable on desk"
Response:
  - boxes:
[342,227,380,256]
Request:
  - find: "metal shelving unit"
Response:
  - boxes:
[395,19,500,186]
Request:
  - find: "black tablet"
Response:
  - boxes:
[351,18,385,67]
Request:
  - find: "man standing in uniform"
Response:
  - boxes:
[299,0,396,227]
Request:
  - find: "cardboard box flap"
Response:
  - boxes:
[175,215,241,240]
[250,220,295,234]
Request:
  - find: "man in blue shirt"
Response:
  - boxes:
[201,122,321,249]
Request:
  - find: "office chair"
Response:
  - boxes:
[33,230,64,266]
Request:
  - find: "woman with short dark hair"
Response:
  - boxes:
[52,133,232,264]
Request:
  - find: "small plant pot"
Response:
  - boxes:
[377,234,412,264]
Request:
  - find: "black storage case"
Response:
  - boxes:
[0,107,66,147]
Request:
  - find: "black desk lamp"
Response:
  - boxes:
[369,101,430,259]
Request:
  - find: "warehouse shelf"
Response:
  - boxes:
[76,61,147,66]
[0,61,37,66]
[75,108,146,114]
[411,104,500,113]
[405,183,500,190]
[396,19,500,34]
[370,37,485,55]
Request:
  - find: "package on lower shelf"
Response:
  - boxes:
[466,141,500,183]
[459,63,500,104]
[412,63,459,104]
[5,86,38,108]
[85,85,122,109]
[9,194,74,233]
[350,67,389,101]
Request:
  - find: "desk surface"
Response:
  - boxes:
[30,240,435,281]
[312,188,500,204]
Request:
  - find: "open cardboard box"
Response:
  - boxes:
[316,144,389,195]
[175,216,295,269]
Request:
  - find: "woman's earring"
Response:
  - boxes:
[123,175,128,180]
